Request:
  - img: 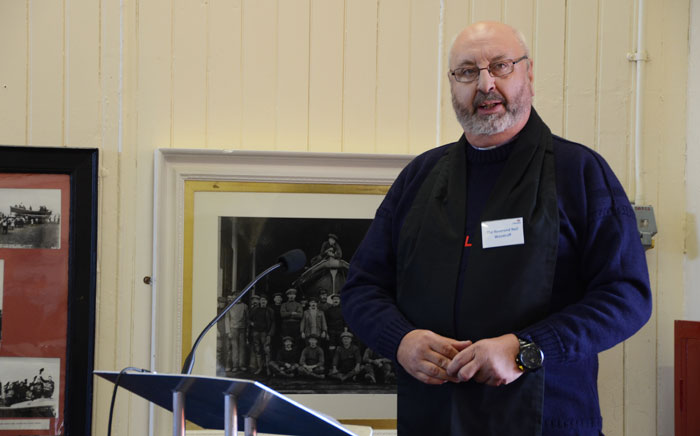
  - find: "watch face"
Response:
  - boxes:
[521,345,543,369]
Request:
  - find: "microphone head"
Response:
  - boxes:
[278,249,307,272]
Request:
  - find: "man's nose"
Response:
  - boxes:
[476,69,496,94]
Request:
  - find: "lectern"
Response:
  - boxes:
[95,371,357,436]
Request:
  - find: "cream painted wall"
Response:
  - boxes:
[0,0,691,435]
[687,0,700,323]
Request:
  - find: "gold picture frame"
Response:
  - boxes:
[153,149,412,433]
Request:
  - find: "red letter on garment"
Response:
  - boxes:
[464,235,473,247]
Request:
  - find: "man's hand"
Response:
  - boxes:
[397,329,471,385]
[445,333,522,386]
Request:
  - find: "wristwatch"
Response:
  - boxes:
[516,338,544,372]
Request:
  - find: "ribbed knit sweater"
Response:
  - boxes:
[341,134,652,435]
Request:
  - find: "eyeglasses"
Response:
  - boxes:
[449,56,528,83]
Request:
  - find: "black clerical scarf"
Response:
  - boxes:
[395,109,558,435]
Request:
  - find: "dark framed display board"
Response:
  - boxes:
[0,146,98,436]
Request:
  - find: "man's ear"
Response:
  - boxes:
[528,59,535,96]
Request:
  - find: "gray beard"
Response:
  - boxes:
[452,86,529,136]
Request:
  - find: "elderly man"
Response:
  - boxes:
[341,21,651,436]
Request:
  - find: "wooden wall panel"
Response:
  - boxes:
[439,0,469,145]
[596,0,635,189]
[563,0,599,147]
[407,0,441,154]
[276,0,310,152]
[207,1,243,149]
[0,2,28,145]
[28,0,64,145]
[308,0,344,153]
[375,0,411,154]
[241,0,277,150]
[136,0,173,149]
[342,0,378,153]
[65,0,100,147]
[172,0,207,148]
[504,0,535,51]
[471,0,503,22]
[532,0,565,135]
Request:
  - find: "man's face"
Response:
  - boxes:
[341,336,352,347]
[274,295,282,304]
[260,298,267,307]
[449,23,534,145]
[332,296,340,306]
[284,341,292,351]
[287,293,296,301]
[309,301,318,310]
[308,338,318,348]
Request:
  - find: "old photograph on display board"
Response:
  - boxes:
[0,357,60,421]
[214,216,397,394]
[0,147,98,436]
[0,189,61,249]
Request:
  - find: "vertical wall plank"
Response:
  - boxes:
[342,0,378,153]
[308,0,344,153]
[471,0,502,22]
[136,0,173,149]
[439,0,469,145]
[207,1,243,148]
[562,0,598,147]
[643,0,690,433]
[276,0,310,152]
[596,0,635,190]
[172,0,207,147]
[532,0,565,135]
[375,0,410,154]
[0,2,28,145]
[408,0,441,154]
[241,0,277,150]
[504,0,535,51]
[28,0,64,145]
[65,0,100,147]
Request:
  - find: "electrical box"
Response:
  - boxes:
[633,205,657,249]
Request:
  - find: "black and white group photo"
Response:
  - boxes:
[0,188,61,249]
[0,357,59,419]
[215,216,397,395]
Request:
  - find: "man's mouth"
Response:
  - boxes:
[478,100,503,110]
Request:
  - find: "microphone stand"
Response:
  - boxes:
[181,262,282,375]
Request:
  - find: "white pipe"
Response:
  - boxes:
[633,0,646,205]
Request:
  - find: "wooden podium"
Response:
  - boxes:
[95,371,357,436]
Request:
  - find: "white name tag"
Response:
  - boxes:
[481,217,525,248]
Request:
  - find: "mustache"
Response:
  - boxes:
[473,91,506,109]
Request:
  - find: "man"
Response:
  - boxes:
[297,335,326,379]
[280,288,303,341]
[225,292,248,373]
[249,294,275,375]
[269,336,299,378]
[329,331,362,382]
[300,298,328,340]
[341,21,652,436]
[324,294,346,352]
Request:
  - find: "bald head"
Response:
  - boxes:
[449,22,529,71]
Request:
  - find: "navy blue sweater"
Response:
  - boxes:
[341,135,652,434]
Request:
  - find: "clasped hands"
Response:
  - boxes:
[396,329,522,386]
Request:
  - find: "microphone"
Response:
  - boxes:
[181,249,306,375]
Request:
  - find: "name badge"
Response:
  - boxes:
[481,217,525,249]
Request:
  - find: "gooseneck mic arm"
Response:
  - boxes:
[181,249,306,375]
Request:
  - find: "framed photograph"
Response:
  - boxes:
[153,149,412,429]
[0,146,98,436]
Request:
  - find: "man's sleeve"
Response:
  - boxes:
[341,189,416,364]
[517,150,652,364]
